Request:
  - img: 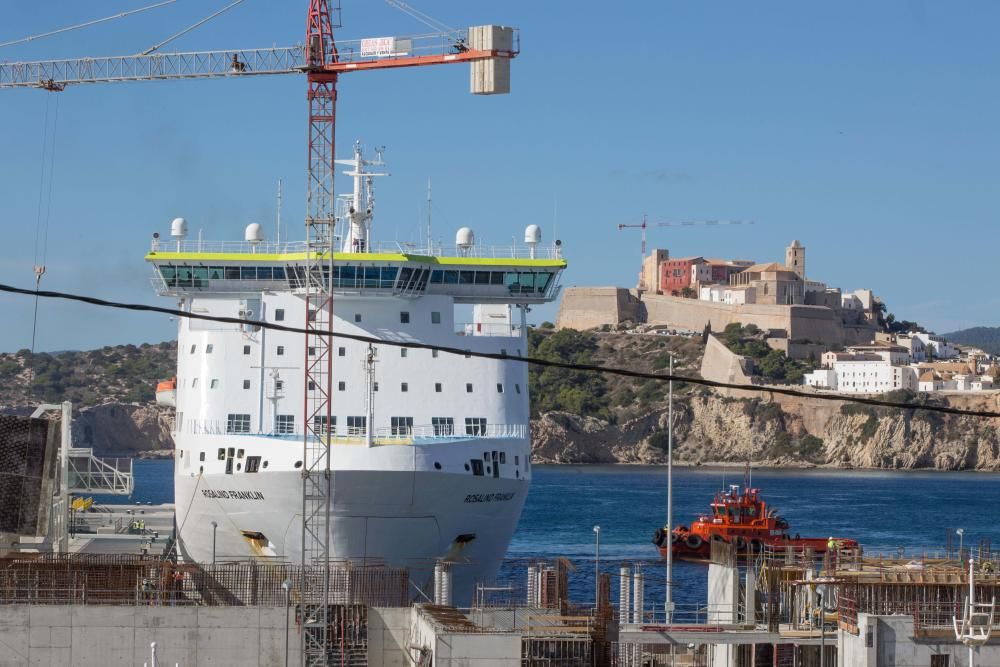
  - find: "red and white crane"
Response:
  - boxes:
[1,4,517,662]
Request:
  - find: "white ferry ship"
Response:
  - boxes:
[146,143,565,601]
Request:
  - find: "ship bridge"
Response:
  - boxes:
[146,239,565,304]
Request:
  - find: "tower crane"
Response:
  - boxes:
[618,215,754,291]
[0,4,518,664]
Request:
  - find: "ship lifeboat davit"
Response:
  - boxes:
[155,377,177,407]
[652,483,859,563]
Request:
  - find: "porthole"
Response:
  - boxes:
[516,470,520,478]
[199,466,203,474]
[236,463,242,472]
[294,461,303,469]
[434,462,442,470]
[263,460,269,469]
[486,466,491,474]
[464,463,470,471]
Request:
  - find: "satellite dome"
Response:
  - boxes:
[245,223,265,244]
[524,224,541,245]
[456,227,475,247]
[170,217,188,239]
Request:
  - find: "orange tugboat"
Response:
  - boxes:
[652,483,859,562]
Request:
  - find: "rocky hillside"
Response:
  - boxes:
[4,332,999,469]
[527,327,1000,470]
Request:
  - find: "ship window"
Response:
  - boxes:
[338,347,345,356]
[431,311,441,324]
[257,267,273,280]
[237,449,244,459]
[275,309,285,321]
[210,379,219,389]
[432,417,454,436]
[430,270,443,284]
[199,452,205,462]
[159,266,176,285]
[401,382,409,392]
[435,383,442,392]
[497,383,504,393]
[466,383,473,393]
[515,455,519,465]
[398,267,412,286]
[338,381,346,391]
[277,346,285,356]
[209,266,224,280]
[273,267,286,280]
[459,270,475,284]
[218,448,226,460]
[434,462,442,470]
[536,272,553,291]
[175,266,193,287]
[464,463,470,471]
[466,418,487,436]
[204,344,213,354]
[474,271,491,285]
[274,415,295,434]
[221,266,238,280]
[243,345,251,355]
[443,270,458,284]
[312,415,335,435]
[515,384,521,394]
[390,417,413,435]
[347,416,367,435]
[379,267,398,287]
[226,413,251,434]
[432,349,439,358]
[308,381,316,390]
[245,456,261,473]
[363,266,380,288]
[354,313,362,322]
[193,267,209,285]
[471,459,484,476]
[241,266,256,280]
[401,348,408,358]
[191,378,198,388]
[294,461,302,469]
[190,345,197,354]
[308,346,315,356]
[500,452,506,463]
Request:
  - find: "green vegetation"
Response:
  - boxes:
[528,328,612,420]
[765,431,825,462]
[942,326,1000,355]
[0,342,176,407]
[718,323,815,383]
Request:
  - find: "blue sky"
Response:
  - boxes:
[1,1,998,352]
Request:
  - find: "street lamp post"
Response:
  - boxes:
[211,521,218,565]
[593,525,601,607]
[957,528,965,561]
[666,353,674,624]
[818,592,825,667]
[282,578,292,667]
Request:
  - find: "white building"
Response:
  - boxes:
[804,359,918,394]
[912,332,958,359]
[893,333,927,362]
[698,284,756,305]
[699,285,725,303]
[845,344,911,365]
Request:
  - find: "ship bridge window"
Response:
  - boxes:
[466,418,487,436]
[159,266,176,284]
[363,266,381,288]
[474,272,491,285]
[459,271,475,285]
[432,417,454,436]
[430,270,443,283]
[257,267,273,280]
[226,413,251,434]
[312,415,335,435]
[208,267,224,280]
[241,267,256,280]
[390,417,413,435]
[274,415,295,435]
[225,266,241,280]
[443,270,458,284]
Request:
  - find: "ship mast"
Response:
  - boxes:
[336,141,387,253]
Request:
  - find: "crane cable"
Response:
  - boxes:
[384,1,457,36]
[0,1,178,50]
[139,0,247,56]
[27,95,59,398]
[2,282,1000,420]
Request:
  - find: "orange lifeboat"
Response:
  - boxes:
[155,377,177,407]
[652,483,859,562]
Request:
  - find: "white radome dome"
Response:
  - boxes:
[170,217,188,239]
[456,227,475,247]
[245,223,265,244]
[524,224,541,245]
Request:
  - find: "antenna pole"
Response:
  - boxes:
[666,352,674,624]
[276,178,282,245]
[427,178,432,254]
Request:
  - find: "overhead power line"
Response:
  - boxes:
[0,1,178,50]
[1,281,998,419]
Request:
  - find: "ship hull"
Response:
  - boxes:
[174,433,530,604]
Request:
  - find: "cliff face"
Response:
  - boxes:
[531,392,1000,471]
[73,404,174,458]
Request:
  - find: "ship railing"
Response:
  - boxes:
[456,322,524,337]
[150,237,564,260]
[621,603,750,628]
[179,420,528,441]
[372,423,528,440]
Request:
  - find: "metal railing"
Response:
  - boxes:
[179,420,528,441]
[622,604,749,627]
[150,237,562,260]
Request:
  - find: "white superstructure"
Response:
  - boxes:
[147,144,565,602]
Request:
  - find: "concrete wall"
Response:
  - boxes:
[839,613,1000,667]
[555,287,642,330]
[368,607,410,667]
[0,605,300,667]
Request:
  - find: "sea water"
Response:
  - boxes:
[99,460,1000,608]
